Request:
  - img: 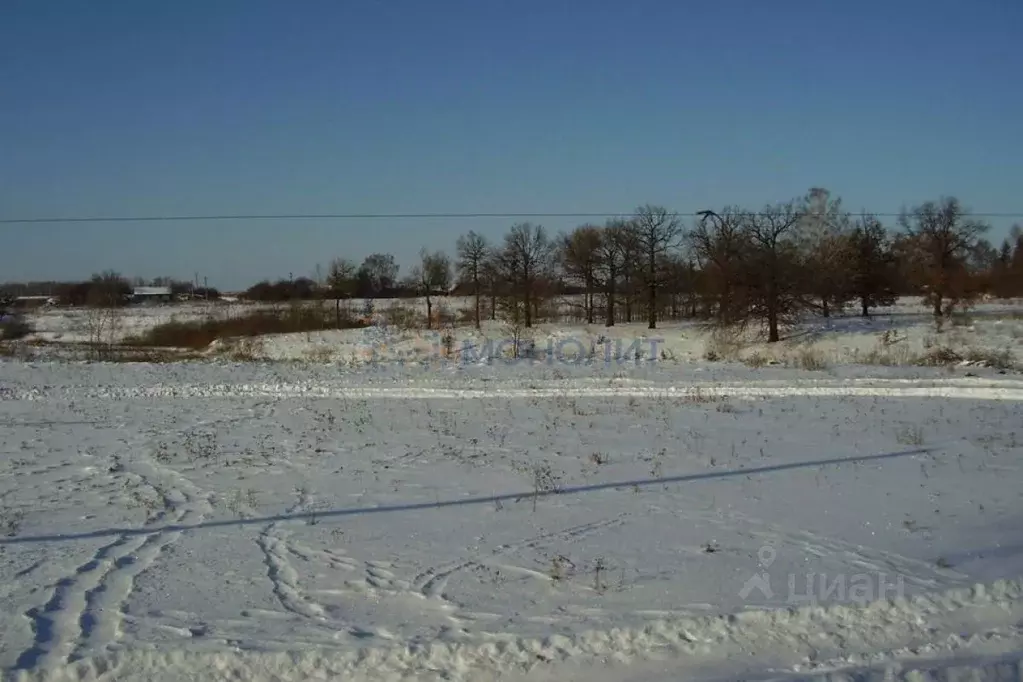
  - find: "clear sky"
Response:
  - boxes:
[2,0,1021,291]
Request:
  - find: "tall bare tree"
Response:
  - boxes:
[741,202,809,342]
[481,252,502,321]
[616,220,642,323]
[661,254,699,319]
[898,197,989,317]
[455,231,489,329]
[633,205,683,329]
[498,223,553,328]
[412,249,452,329]
[325,258,359,326]
[689,208,748,326]
[848,214,899,317]
[560,225,603,324]
[594,219,630,327]
[800,188,853,318]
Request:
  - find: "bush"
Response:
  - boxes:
[742,351,768,368]
[126,307,369,349]
[793,347,829,371]
[382,304,423,330]
[703,329,745,362]
[0,314,32,341]
[914,346,964,367]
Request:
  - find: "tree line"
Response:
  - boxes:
[308,190,1023,341]
[0,274,220,307]
[4,190,1022,343]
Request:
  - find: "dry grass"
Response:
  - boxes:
[742,351,769,368]
[125,307,368,349]
[850,330,1017,370]
[963,347,1016,369]
[703,329,746,362]
[216,337,266,361]
[1,340,201,363]
[853,330,915,366]
[97,347,203,363]
[914,346,965,367]
[382,303,424,331]
[302,346,336,363]
[791,347,829,371]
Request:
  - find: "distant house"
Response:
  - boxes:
[132,286,174,304]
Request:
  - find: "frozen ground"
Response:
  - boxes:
[16,297,1023,373]
[1,359,1023,681]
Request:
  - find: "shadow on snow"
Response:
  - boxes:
[0,446,940,547]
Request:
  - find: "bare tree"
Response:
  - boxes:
[633,205,683,329]
[559,225,603,324]
[690,208,749,326]
[594,219,630,327]
[481,252,503,321]
[800,188,853,318]
[848,214,898,317]
[357,253,399,297]
[327,258,358,298]
[743,202,810,342]
[84,271,130,356]
[898,197,989,317]
[991,225,1023,298]
[661,254,699,320]
[616,222,642,323]
[693,203,812,343]
[326,258,358,326]
[497,223,553,328]
[456,231,489,329]
[412,249,452,329]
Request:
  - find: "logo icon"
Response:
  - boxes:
[739,545,777,600]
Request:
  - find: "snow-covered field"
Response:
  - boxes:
[21,301,263,345]
[2,354,1023,681]
[3,298,1023,680]
[15,297,1023,373]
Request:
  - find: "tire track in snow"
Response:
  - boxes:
[256,490,333,622]
[71,457,212,661]
[12,578,1023,682]
[14,534,151,670]
[13,453,212,669]
[411,516,629,602]
[648,506,969,594]
[746,520,970,589]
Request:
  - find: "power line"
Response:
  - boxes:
[2,211,1023,225]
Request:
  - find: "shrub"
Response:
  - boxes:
[914,346,964,367]
[0,314,32,341]
[382,304,423,330]
[961,347,1016,370]
[126,307,369,349]
[703,329,745,362]
[742,351,768,368]
[793,347,829,371]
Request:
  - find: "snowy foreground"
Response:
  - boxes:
[1,360,1023,681]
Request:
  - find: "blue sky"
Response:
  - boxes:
[1,0,1021,291]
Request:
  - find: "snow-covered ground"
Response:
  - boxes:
[16,297,1023,373]
[21,302,261,345]
[2,355,1023,681]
